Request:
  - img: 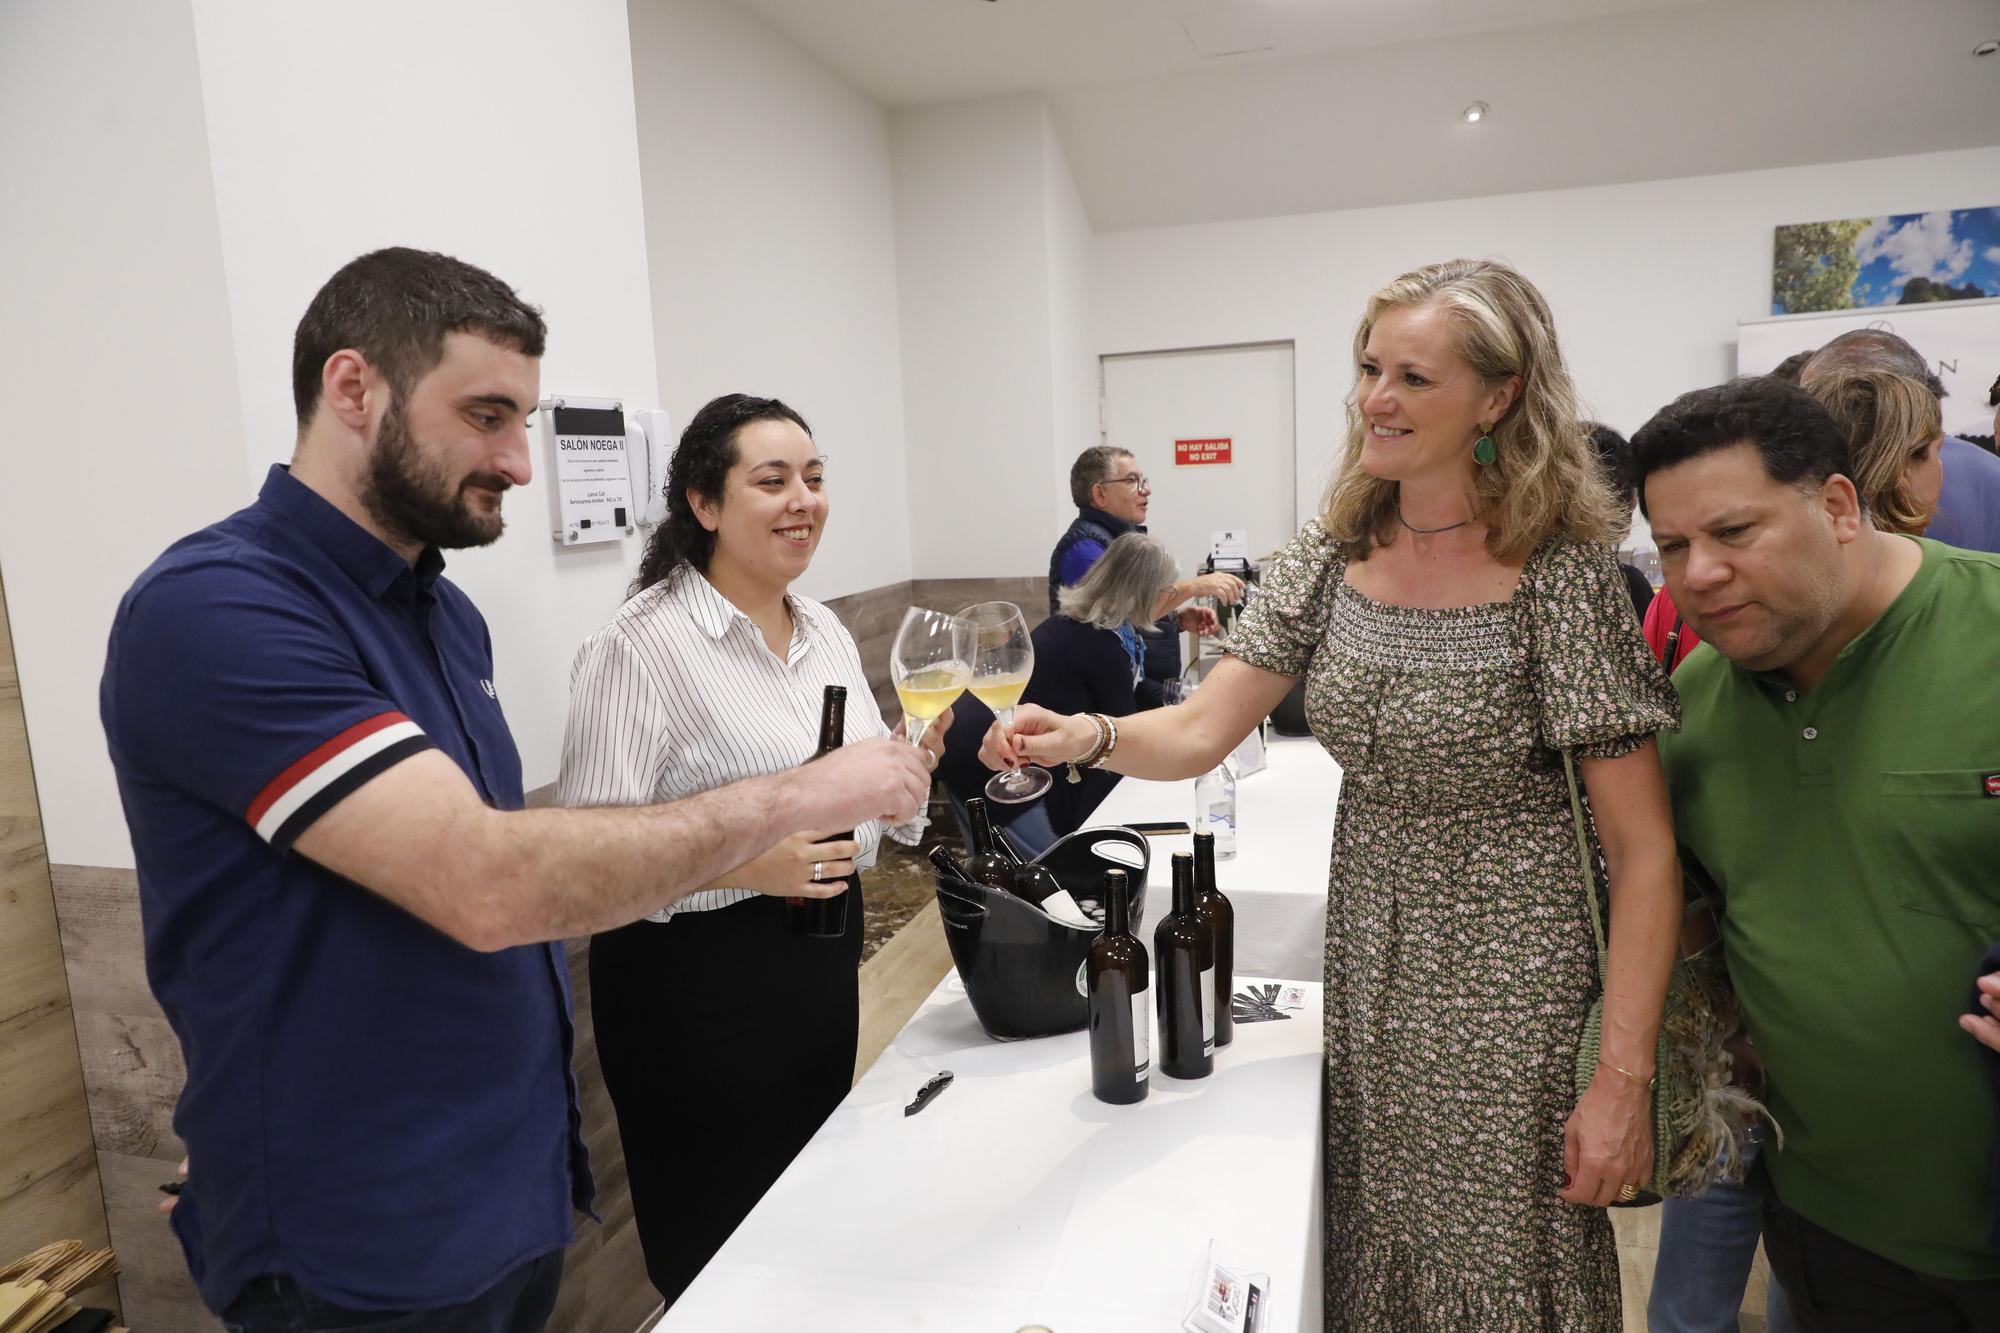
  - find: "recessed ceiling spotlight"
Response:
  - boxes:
[1975,39,1998,56]
[1462,101,1489,124]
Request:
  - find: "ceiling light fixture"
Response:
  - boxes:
[1974,39,1998,56]
[1462,101,1489,124]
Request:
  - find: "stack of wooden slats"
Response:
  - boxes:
[0,1242,124,1333]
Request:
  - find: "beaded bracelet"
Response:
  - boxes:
[1086,712,1119,769]
[1064,712,1112,785]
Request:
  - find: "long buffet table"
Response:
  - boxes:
[659,732,1341,1330]
[1091,733,1341,985]
[661,972,1325,1332]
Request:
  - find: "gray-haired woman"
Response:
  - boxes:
[939,533,1182,847]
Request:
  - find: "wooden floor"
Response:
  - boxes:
[854,900,954,1083]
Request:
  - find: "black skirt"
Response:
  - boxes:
[588,886,863,1305]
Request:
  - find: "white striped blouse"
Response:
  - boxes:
[555,564,922,921]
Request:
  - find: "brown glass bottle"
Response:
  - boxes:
[1087,869,1149,1104]
[961,797,1017,892]
[785,685,855,938]
[1193,830,1235,1048]
[1153,852,1214,1079]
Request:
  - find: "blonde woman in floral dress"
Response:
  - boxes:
[982,258,1682,1330]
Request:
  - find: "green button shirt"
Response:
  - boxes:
[1661,538,2000,1281]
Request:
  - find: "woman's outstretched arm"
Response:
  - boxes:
[979,655,1296,783]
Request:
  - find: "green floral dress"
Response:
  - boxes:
[1226,523,1678,1332]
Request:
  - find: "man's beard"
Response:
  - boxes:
[360,397,510,551]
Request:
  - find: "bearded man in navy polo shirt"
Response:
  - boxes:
[100,248,933,1332]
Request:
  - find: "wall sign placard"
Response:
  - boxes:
[539,396,635,546]
[1174,437,1233,466]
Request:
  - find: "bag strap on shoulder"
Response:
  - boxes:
[1561,749,1610,984]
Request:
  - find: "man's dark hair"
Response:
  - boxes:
[1988,370,1999,410]
[1802,328,1945,399]
[1627,377,1851,516]
[292,247,547,428]
[1585,422,1634,512]
[1069,445,1133,509]
[632,394,811,592]
[1768,349,1815,385]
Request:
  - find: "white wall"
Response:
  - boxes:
[894,96,1094,579]
[187,0,661,800]
[1092,144,2000,546]
[0,0,662,866]
[0,0,247,869]
[1043,112,1099,531]
[626,0,913,602]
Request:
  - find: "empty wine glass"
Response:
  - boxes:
[890,607,972,751]
[957,601,1050,804]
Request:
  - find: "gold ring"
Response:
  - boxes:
[1616,1183,1640,1202]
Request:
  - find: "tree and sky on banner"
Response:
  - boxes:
[1771,207,2000,315]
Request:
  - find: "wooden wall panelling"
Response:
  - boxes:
[51,863,203,1328]
[0,571,118,1317]
[823,578,912,720]
[95,1150,213,1332]
[55,863,204,1327]
[549,936,660,1333]
[825,576,1050,724]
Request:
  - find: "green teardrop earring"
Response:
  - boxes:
[1472,431,1497,466]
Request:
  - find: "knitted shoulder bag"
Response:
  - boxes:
[1562,749,1772,1202]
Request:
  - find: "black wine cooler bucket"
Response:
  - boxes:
[932,825,1150,1040]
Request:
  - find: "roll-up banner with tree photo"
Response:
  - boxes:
[1772,208,2000,315]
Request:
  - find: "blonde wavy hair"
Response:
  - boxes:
[1803,368,1941,536]
[1321,258,1622,562]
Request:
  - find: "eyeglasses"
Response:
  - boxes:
[1104,474,1151,491]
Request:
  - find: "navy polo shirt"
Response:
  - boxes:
[100,466,592,1315]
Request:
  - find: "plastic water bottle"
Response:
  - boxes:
[1195,761,1237,861]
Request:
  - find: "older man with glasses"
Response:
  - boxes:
[1050,445,1245,709]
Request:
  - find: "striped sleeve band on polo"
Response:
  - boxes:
[246,712,434,849]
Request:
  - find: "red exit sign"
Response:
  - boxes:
[1174,437,1232,466]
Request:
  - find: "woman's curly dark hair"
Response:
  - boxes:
[631,393,810,595]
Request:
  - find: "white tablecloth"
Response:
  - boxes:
[1088,733,1341,983]
[662,973,1326,1333]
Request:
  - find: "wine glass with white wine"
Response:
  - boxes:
[890,608,972,754]
[957,601,1050,804]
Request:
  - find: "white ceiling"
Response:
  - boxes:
[722,0,2000,231]
[725,0,1719,107]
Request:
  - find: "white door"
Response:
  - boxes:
[1100,343,1297,575]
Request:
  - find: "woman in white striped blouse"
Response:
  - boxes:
[556,394,948,1305]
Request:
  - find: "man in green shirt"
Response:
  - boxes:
[1629,376,2000,1329]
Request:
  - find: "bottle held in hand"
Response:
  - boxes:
[1192,830,1235,1048]
[1087,869,1149,1104]
[1154,851,1215,1079]
[961,797,1018,892]
[786,685,856,938]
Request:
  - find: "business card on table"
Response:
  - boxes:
[1182,1241,1269,1333]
